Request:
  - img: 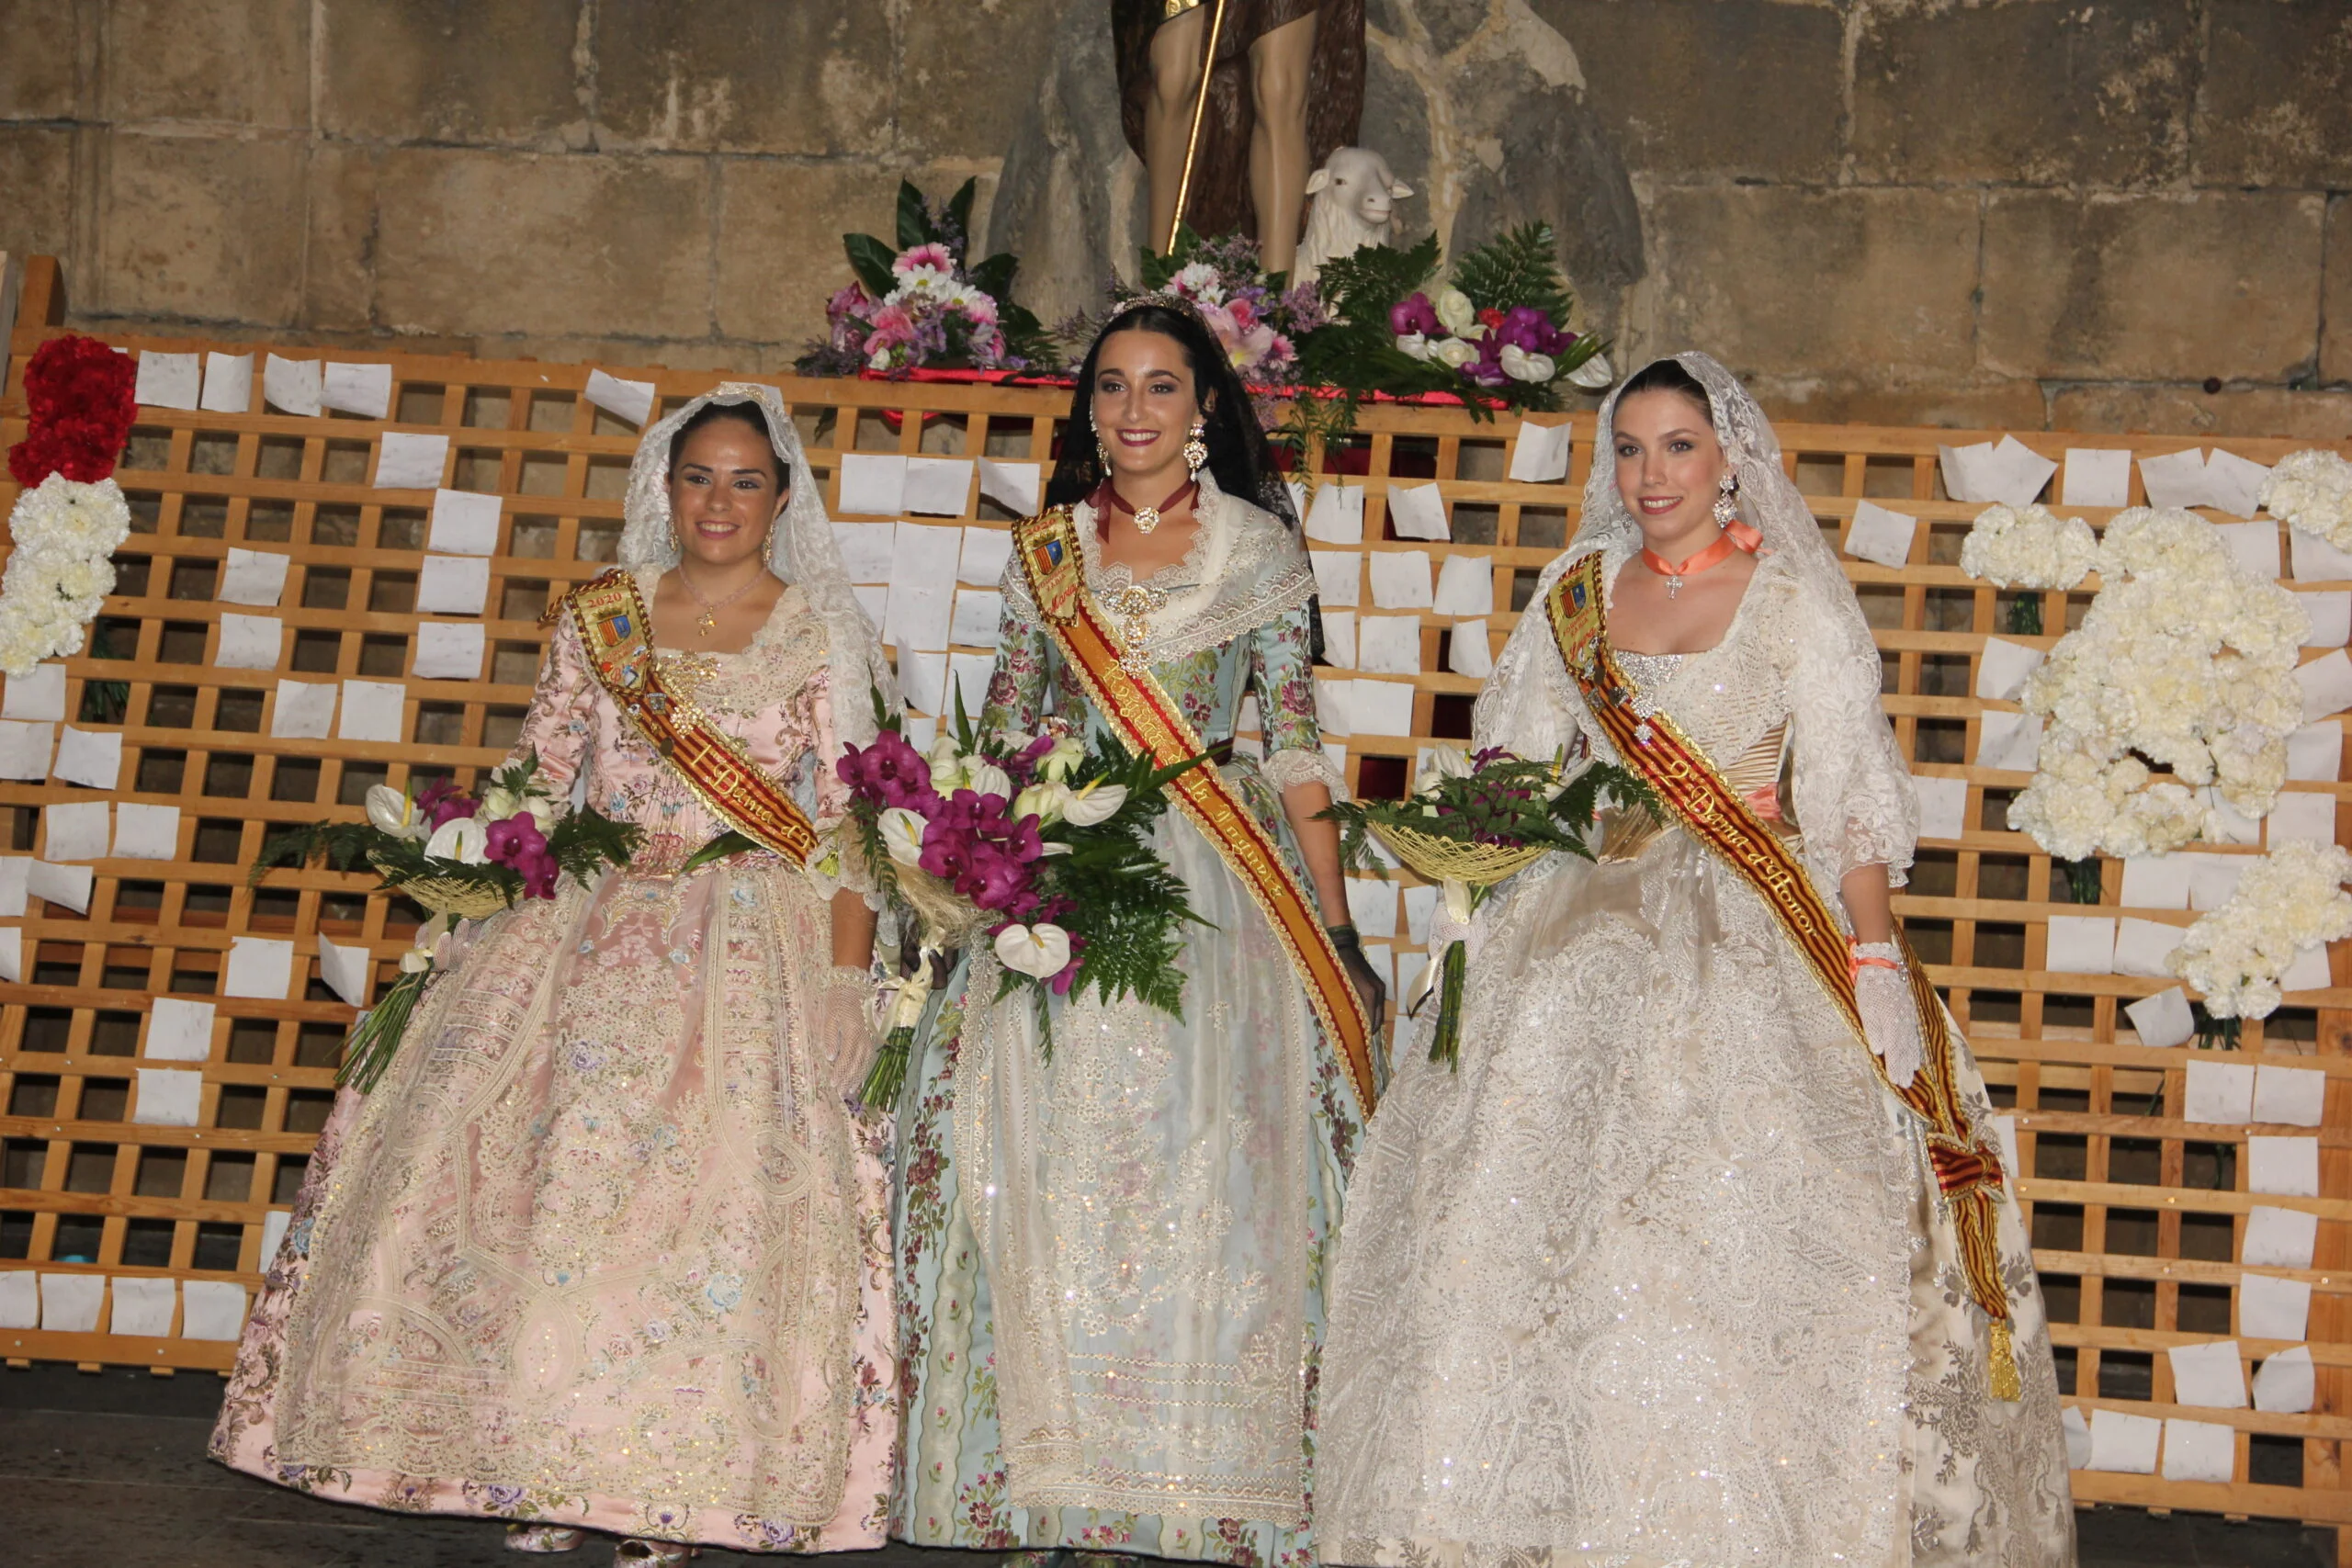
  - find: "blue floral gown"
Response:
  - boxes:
[889,481,1365,1565]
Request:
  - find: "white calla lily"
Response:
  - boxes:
[1060,781,1128,827]
[1012,781,1075,826]
[366,784,427,840]
[1498,344,1555,384]
[424,817,491,866]
[1566,349,1616,389]
[1418,745,1472,796]
[878,807,929,868]
[1395,332,1434,362]
[964,761,1013,801]
[994,921,1073,979]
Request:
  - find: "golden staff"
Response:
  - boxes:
[1165,0,1228,253]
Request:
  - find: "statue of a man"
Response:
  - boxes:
[1114,0,1365,276]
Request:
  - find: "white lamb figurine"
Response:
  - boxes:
[1293,147,1413,289]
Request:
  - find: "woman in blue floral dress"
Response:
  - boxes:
[888,301,1385,1564]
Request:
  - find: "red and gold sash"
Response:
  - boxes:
[1545,549,2021,1399]
[553,569,819,865]
[1014,506,1379,1114]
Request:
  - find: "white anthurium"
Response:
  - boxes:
[424,816,491,866]
[1034,736,1087,783]
[1434,288,1480,338]
[1498,345,1555,384]
[366,784,428,840]
[995,921,1073,979]
[877,807,929,868]
[1060,780,1128,827]
[1566,349,1615,389]
[1013,780,1075,827]
[1430,337,1479,370]
[964,761,1013,801]
[1395,332,1434,362]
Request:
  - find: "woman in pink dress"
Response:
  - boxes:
[210,386,902,1563]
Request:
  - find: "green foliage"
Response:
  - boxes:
[678,829,760,877]
[843,232,899,300]
[337,966,427,1092]
[1041,742,1212,1026]
[1319,755,1653,877]
[1451,222,1575,321]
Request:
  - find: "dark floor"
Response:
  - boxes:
[0,1365,2338,1567]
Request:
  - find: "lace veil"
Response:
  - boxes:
[1476,351,1913,890]
[619,383,899,747]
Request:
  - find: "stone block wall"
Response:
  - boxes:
[1,0,2346,434]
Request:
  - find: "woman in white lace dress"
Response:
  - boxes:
[1318,355,2075,1567]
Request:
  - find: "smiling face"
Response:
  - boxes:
[1611,387,1730,552]
[1091,327,1206,493]
[668,413,787,571]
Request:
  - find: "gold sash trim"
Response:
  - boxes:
[1013,507,1378,1114]
[1544,551,2020,1399]
[555,569,819,866]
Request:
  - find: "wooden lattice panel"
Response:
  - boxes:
[5,254,2352,1540]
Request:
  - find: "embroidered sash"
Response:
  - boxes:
[1014,506,1379,1114]
[1544,549,2021,1400]
[553,569,819,865]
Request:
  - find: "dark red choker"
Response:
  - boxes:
[1091,477,1197,536]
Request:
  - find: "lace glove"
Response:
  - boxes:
[1852,940,1922,1090]
[813,963,887,1104]
[1327,922,1388,1041]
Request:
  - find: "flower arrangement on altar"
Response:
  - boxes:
[1292,223,1612,421]
[796,178,1056,377]
[2258,448,2352,553]
[1320,744,1644,1066]
[253,751,640,1089]
[835,694,1204,1106]
[2007,507,2308,862]
[1069,226,1330,389]
[1,335,140,679]
[2169,840,2352,1021]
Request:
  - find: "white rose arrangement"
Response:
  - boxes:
[2008,507,2307,861]
[0,473,133,679]
[2168,841,2352,1020]
[1959,502,2099,591]
[2258,449,2352,553]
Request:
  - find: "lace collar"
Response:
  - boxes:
[1070,472,1314,664]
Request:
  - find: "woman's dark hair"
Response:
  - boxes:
[667,400,786,491]
[1614,357,1713,423]
[1044,302,1297,528]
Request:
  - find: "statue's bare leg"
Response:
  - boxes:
[1145,7,1208,253]
[1248,11,1317,276]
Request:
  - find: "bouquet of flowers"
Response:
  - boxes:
[252,751,640,1089]
[1,334,140,681]
[2169,840,2352,1028]
[836,693,1204,1109]
[1321,745,1646,1066]
[795,178,1055,377]
[1068,227,1331,389]
[1293,223,1612,422]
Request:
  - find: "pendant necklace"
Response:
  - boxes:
[1091,476,1197,536]
[1639,519,1762,598]
[679,568,763,637]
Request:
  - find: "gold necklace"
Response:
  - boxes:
[678,567,763,636]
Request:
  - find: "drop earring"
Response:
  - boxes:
[1712,473,1739,527]
[1182,419,1208,479]
[1094,424,1111,473]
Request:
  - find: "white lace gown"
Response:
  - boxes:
[1319,545,2075,1568]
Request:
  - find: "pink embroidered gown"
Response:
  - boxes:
[210,581,898,1551]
